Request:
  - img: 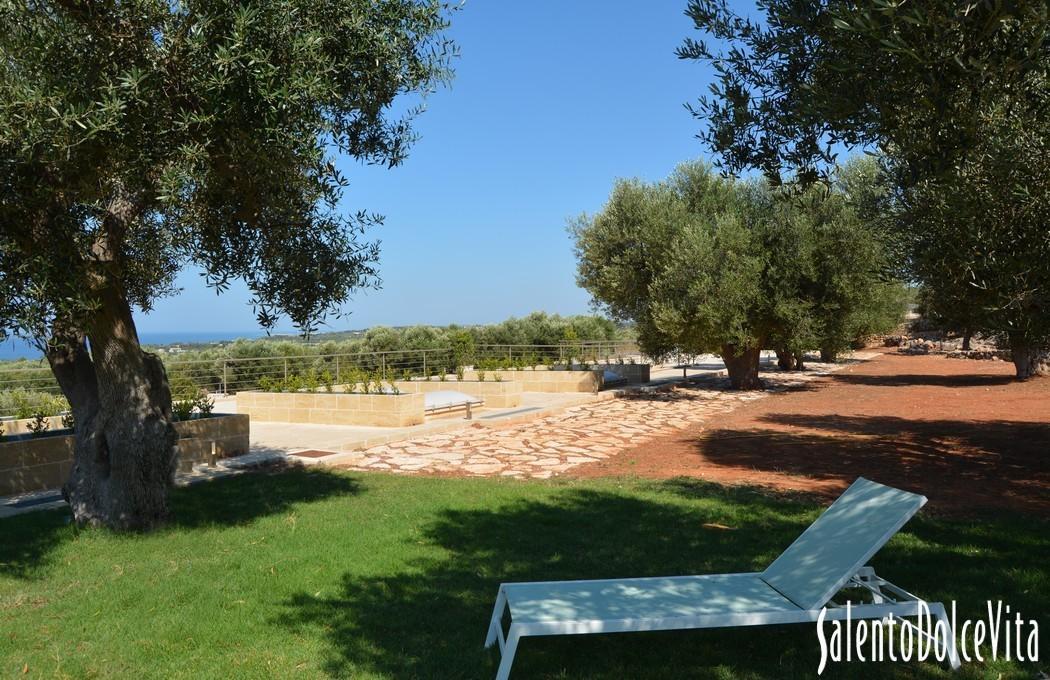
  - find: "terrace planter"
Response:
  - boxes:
[0,415,67,437]
[462,368,605,393]
[461,364,651,392]
[393,379,523,408]
[597,363,650,384]
[0,414,250,496]
[172,414,251,473]
[238,390,425,428]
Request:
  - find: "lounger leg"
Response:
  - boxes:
[485,588,507,648]
[930,602,962,670]
[494,625,522,680]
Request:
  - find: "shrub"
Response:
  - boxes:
[195,394,215,417]
[61,412,75,430]
[0,389,69,420]
[477,370,486,382]
[171,400,195,421]
[27,412,50,436]
[168,372,203,402]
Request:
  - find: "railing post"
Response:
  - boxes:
[222,361,228,395]
[381,354,386,380]
[335,357,340,384]
[422,351,427,378]
[283,357,288,381]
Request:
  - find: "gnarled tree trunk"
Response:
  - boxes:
[793,351,805,371]
[721,344,763,390]
[819,347,837,363]
[45,225,178,530]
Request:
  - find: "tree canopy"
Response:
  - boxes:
[571,160,902,389]
[0,0,455,528]
[680,0,1050,378]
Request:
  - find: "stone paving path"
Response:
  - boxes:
[332,358,865,479]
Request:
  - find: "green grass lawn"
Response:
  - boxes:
[1,469,1046,679]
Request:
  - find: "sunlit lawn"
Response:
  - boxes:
[1,468,1046,679]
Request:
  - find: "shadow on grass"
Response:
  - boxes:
[0,465,360,579]
[276,480,1048,678]
[691,414,1050,516]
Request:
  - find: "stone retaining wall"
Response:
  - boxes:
[393,380,522,408]
[0,414,250,496]
[0,415,66,437]
[461,365,650,392]
[462,369,602,393]
[238,390,424,427]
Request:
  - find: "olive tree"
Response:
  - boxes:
[680,0,1050,378]
[572,161,902,389]
[572,163,777,389]
[0,0,454,529]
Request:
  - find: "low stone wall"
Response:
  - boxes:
[0,414,250,496]
[0,415,66,437]
[172,414,251,472]
[393,380,522,408]
[946,349,1012,361]
[238,390,425,427]
[460,365,651,392]
[462,368,604,392]
[599,363,650,384]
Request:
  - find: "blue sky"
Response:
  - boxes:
[138,1,726,335]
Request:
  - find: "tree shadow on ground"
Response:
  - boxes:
[692,414,1050,516]
[827,372,1016,388]
[275,480,1047,678]
[0,465,360,579]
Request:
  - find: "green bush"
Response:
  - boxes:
[0,389,68,420]
[171,400,193,421]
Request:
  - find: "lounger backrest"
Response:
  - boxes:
[760,477,926,611]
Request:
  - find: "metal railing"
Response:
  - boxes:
[0,341,645,418]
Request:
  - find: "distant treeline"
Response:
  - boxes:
[0,313,631,402]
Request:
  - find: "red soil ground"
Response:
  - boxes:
[577,351,1050,517]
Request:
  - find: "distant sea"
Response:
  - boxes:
[0,330,269,361]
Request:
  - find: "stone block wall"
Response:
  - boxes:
[393,380,522,408]
[238,391,425,427]
[0,414,250,496]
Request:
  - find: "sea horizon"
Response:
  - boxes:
[0,330,275,361]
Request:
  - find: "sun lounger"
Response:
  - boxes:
[484,477,960,678]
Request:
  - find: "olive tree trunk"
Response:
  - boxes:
[819,347,837,363]
[775,348,796,371]
[1010,344,1050,380]
[721,344,763,390]
[46,277,178,530]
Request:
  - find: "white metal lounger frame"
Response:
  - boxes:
[483,477,961,679]
[484,566,961,679]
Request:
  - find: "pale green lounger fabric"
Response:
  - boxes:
[760,477,926,610]
[503,573,798,624]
